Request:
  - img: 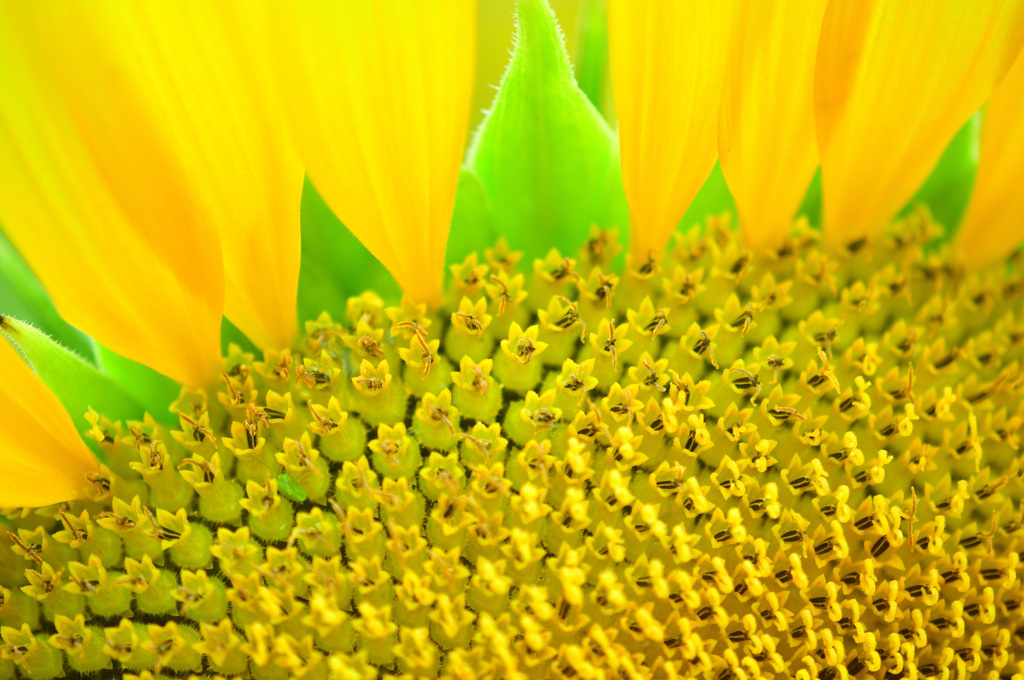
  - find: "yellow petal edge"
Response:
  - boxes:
[0,329,97,508]
[815,0,1024,248]
[0,2,224,387]
[956,47,1024,267]
[274,0,477,307]
[608,0,734,261]
[718,0,827,251]
[131,1,304,350]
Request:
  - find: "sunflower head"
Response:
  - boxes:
[1,1,1024,680]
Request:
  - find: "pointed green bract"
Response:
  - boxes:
[0,232,91,356]
[467,0,628,260]
[1,317,140,432]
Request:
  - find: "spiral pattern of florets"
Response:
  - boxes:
[1,215,1023,680]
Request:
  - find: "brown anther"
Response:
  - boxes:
[178,413,214,444]
[179,457,217,484]
[455,433,492,464]
[469,465,511,498]
[57,507,87,543]
[272,354,292,380]
[470,365,489,395]
[428,405,457,435]
[908,488,917,554]
[730,254,750,279]
[394,320,429,341]
[248,403,272,431]
[306,400,337,432]
[489,274,511,316]
[294,441,322,476]
[287,526,331,551]
[414,333,435,377]
[644,310,668,339]
[554,295,588,342]
[7,532,42,564]
[129,425,152,451]
[815,324,840,359]
[767,406,806,423]
[141,507,179,543]
[221,372,245,406]
[455,312,483,334]
[728,367,762,404]
[730,308,754,335]
[550,257,579,282]
[703,332,720,369]
[296,364,332,389]
[638,250,657,276]
[595,274,615,309]
[358,335,385,357]
[604,322,620,371]
[354,376,384,392]
[516,338,537,362]
[766,355,785,385]
[643,359,666,392]
[144,442,165,470]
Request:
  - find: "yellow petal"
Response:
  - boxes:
[0,2,223,386]
[815,0,1024,248]
[0,330,97,508]
[719,0,828,251]
[956,48,1024,267]
[608,0,735,260]
[273,0,477,306]
[129,2,304,350]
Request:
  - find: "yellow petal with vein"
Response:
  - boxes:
[129,2,304,350]
[608,0,735,260]
[719,0,827,251]
[956,48,1024,267]
[273,0,477,306]
[0,334,97,508]
[0,2,223,386]
[815,0,1024,248]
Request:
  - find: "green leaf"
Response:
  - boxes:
[903,112,980,238]
[1,317,141,432]
[0,232,92,356]
[467,0,629,260]
[573,0,609,112]
[678,163,738,234]
[446,168,498,265]
[221,317,260,357]
[297,177,398,321]
[797,169,823,228]
[92,342,179,424]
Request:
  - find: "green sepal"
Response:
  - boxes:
[679,163,738,234]
[297,177,398,321]
[0,232,91,357]
[0,317,141,437]
[92,342,178,425]
[904,112,980,238]
[446,168,498,265]
[573,0,610,112]
[467,0,629,260]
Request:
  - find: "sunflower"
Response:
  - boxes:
[1,1,1023,678]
